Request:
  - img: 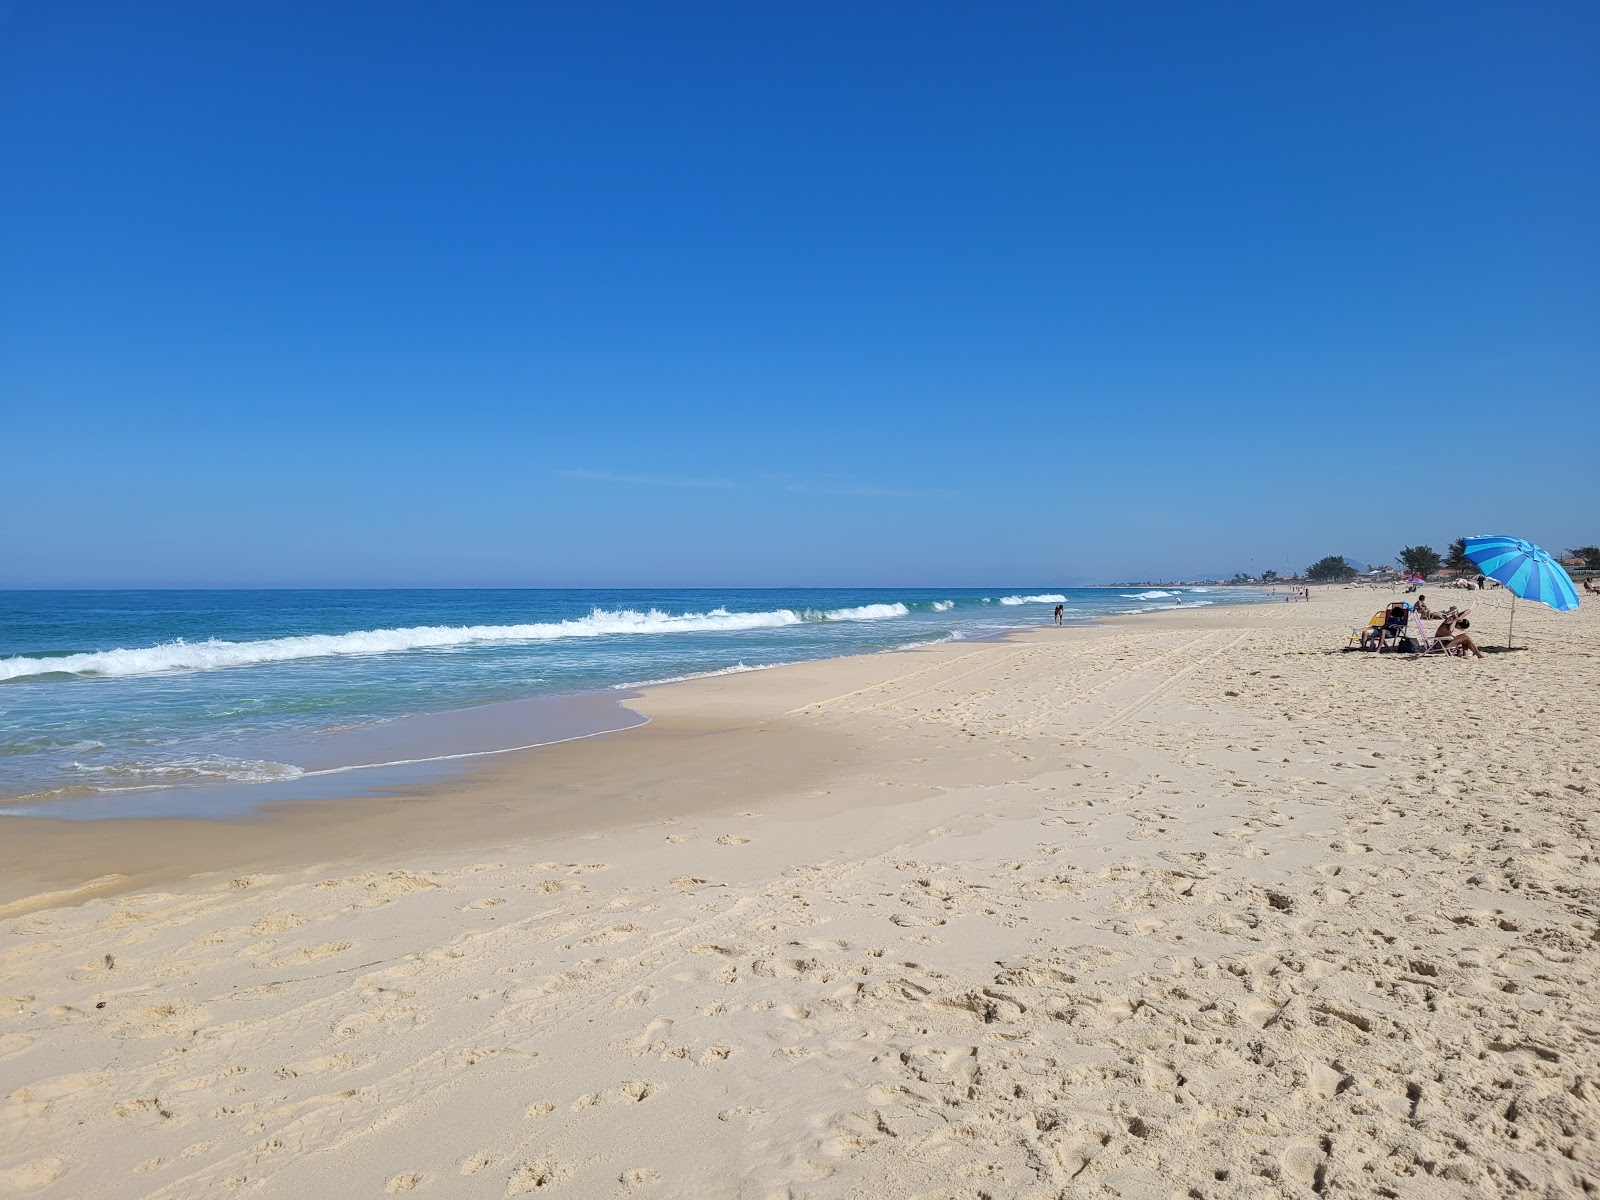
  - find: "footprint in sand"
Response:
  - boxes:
[576,923,641,947]
[0,1158,69,1189]
[716,835,749,846]
[508,1161,571,1195]
[259,941,354,969]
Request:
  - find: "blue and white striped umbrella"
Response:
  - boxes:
[1462,535,1579,648]
[1462,535,1580,612]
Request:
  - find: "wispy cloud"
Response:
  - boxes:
[780,481,954,500]
[561,469,951,499]
[560,468,737,490]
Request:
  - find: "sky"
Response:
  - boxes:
[2,1,1596,587]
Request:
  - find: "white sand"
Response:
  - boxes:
[2,589,1596,1198]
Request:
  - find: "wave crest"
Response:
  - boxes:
[802,603,910,622]
[0,601,923,683]
[998,593,1067,606]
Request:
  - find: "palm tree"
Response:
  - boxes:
[1567,545,1600,571]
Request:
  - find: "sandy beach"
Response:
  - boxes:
[2,588,1595,1198]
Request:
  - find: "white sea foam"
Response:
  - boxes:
[930,600,955,612]
[808,603,910,622]
[1119,599,1216,615]
[1122,590,1174,599]
[65,755,307,785]
[0,601,920,683]
[614,661,779,689]
[897,632,965,649]
[998,593,1068,606]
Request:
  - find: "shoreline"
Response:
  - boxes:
[0,588,1275,818]
[0,690,654,821]
[0,589,1339,911]
[0,594,1292,909]
[0,611,1147,823]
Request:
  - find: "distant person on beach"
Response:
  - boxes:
[1414,595,1436,620]
[1476,574,1486,589]
[1053,603,1064,625]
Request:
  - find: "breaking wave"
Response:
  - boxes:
[808,602,910,622]
[998,593,1067,606]
[0,602,916,683]
[1122,590,1175,599]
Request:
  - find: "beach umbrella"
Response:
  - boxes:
[1461,535,1580,648]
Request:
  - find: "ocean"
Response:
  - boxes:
[0,587,1268,816]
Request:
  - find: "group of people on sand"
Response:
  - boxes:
[1362,595,1483,658]
[1435,575,1497,591]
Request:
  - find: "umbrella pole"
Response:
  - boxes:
[1507,593,1516,650]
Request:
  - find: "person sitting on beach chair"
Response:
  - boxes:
[1350,609,1386,649]
[1420,614,1483,659]
[1349,609,1386,649]
[1379,602,1411,649]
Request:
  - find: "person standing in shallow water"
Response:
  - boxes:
[1053,603,1064,626]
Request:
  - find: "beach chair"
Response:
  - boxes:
[1410,613,1466,657]
[1366,602,1411,651]
[1347,610,1387,649]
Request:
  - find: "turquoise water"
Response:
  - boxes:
[0,587,1267,809]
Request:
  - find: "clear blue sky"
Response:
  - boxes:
[3,1,1596,587]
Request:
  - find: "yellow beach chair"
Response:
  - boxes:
[1347,610,1386,649]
